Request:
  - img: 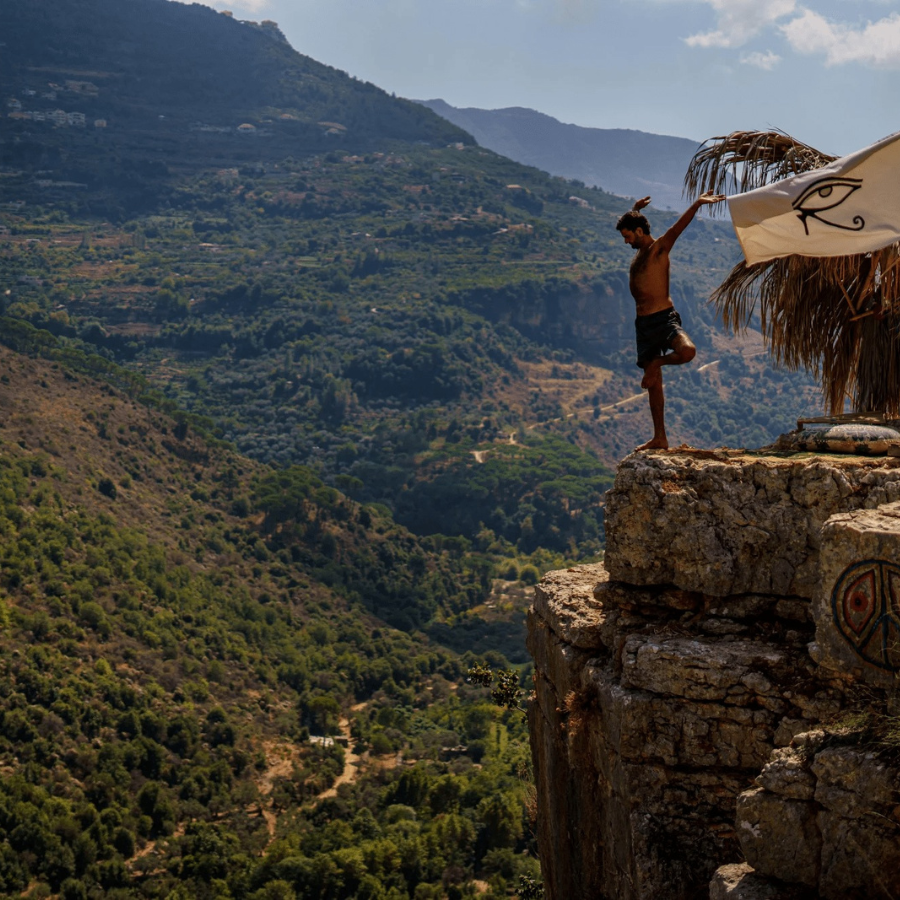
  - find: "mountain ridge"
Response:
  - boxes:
[0,0,472,194]
[416,99,701,209]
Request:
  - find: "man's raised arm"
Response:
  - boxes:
[656,192,725,252]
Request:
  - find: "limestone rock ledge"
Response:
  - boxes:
[528,562,819,900]
[528,451,900,900]
[605,451,900,598]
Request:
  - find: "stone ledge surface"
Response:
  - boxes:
[620,635,787,703]
[532,563,608,650]
[605,450,900,598]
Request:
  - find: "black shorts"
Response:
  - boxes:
[635,307,687,368]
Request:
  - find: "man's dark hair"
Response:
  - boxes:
[616,211,651,234]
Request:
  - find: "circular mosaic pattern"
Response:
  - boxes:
[831,559,900,671]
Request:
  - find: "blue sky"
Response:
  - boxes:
[197,0,900,156]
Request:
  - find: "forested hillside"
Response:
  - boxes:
[0,0,822,493]
[0,342,538,899]
[0,141,821,486]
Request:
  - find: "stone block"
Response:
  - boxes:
[812,745,900,816]
[620,635,786,703]
[817,811,900,900]
[815,502,900,686]
[755,747,815,800]
[587,663,778,771]
[532,563,608,650]
[605,452,900,598]
[735,786,821,886]
[526,611,597,699]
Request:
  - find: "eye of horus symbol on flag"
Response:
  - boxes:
[792,176,865,235]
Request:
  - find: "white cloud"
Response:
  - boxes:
[741,49,781,69]
[781,8,900,67]
[684,0,797,48]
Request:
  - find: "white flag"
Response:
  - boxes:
[728,131,900,266]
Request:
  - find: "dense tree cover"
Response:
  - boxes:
[0,352,540,899]
[394,435,609,555]
[0,136,818,576]
[1,145,642,563]
[251,465,495,629]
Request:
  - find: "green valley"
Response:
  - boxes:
[0,345,537,899]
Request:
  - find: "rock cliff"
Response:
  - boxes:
[528,449,900,900]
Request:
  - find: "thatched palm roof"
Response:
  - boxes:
[684,130,900,416]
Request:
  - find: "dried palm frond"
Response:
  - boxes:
[686,130,900,416]
[684,129,836,200]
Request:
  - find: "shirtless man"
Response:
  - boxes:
[616,193,724,450]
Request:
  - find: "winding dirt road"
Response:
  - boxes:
[316,706,366,800]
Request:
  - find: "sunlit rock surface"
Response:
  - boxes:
[529,450,900,900]
[605,451,900,597]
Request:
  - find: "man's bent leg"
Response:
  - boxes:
[640,332,695,388]
[663,332,696,366]
[637,367,668,450]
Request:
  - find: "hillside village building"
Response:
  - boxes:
[6,107,87,126]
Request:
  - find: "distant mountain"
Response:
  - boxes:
[417,100,700,210]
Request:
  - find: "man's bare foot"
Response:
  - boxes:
[641,365,662,389]
[636,437,668,451]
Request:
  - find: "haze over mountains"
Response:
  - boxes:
[417,100,701,210]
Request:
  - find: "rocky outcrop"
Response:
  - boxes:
[528,450,900,900]
[708,863,813,900]
[605,451,900,598]
[737,734,900,899]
